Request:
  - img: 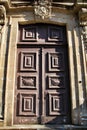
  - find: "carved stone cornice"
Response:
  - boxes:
[0,5,6,25]
[79,8,87,26]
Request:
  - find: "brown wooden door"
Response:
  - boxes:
[14,24,71,124]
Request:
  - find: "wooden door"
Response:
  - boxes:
[14,23,71,124]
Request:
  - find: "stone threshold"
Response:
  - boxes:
[0,125,87,130]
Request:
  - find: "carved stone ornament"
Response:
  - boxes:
[79,8,87,50]
[34,0,52,19]
[79,8,87,26]
[0,5,6,26]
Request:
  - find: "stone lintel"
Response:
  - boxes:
[0,125,87,130]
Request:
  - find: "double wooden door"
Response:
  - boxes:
[14,24,71,124]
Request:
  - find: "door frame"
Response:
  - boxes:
[4,13,85,126]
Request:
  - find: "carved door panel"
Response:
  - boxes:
[14,48,40,124]
[42,47,70,124]
[14,23,71,124]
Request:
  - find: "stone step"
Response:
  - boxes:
[0,125,87,130]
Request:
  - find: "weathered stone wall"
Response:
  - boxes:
[0,1,87,129]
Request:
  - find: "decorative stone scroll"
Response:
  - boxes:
[0,5,6,38]
[34,0,52,19]
[0,5,6,44]
[0,5,6,25]
[79,8,87,25]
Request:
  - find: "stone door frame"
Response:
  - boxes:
[0,11,86,126]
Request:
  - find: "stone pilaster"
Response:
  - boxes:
[79,7,87,125]
[79,8,87,49]
[0,5,6,119]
